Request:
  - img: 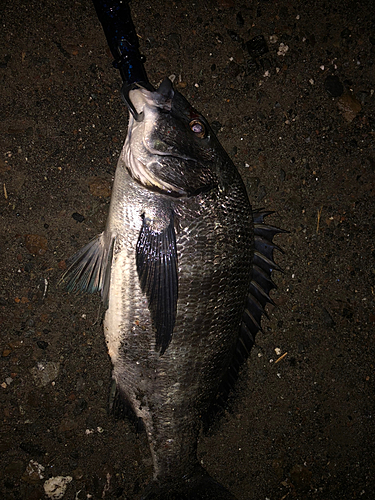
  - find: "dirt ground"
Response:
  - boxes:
[1,0,375,499]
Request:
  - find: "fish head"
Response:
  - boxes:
[124,78,227,197]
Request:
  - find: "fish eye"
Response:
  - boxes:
[189,119,206,138]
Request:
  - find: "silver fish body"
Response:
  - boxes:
[64,78,281,499]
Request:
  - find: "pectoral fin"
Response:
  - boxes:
[61,232,114,307]
[136,212,178,355]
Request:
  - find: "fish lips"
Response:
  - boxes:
[126,78,174,121]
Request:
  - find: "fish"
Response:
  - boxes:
[62,76,283,499]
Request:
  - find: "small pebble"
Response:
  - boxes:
[337,93,362,122]
[277,43,289,56]
[324,75,344,97]
[25,234,48,256]
[30,361,60,387]
[246,35,269,57]
[22,460,45,483]
[72,212,85,223]
[89,177,111,198]
[44,476,72,499]
[36,340,49,350]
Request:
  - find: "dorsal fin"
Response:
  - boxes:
[205,211,285,426]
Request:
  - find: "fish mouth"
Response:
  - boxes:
[122,77,175,121]
[121,81,155,121]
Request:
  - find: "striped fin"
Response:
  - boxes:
[108,378,144,432]
[61,232,115,307]
[136,212,178,355]
[205,211,285,424]
[236,211,285,371]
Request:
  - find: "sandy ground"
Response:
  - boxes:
[1,0,375,499]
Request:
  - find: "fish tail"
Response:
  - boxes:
[140,465,237,500]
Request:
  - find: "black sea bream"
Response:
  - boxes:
[63,77,282,499]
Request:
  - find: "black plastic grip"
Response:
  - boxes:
[92,0,149,85]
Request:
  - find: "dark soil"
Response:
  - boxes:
[1,0,375,499]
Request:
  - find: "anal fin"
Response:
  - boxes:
[108,379,144,432]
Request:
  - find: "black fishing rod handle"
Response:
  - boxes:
[92,0,149,85]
